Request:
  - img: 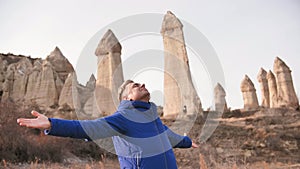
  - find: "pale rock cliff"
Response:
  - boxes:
[273,57,299,109]
[95,29,124,115]
[267,70,278,108]
[241,75,259,110]
[161,11,202,118]
[257,68,270,108]
[214,83,228,112]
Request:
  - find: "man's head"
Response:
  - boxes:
[118,80,150,102]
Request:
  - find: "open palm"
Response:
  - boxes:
[17,111,51,129]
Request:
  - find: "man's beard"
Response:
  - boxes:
[140,92,151,101]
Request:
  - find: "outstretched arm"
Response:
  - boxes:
[164,125,198,148]
[17,110,123,140]
[17,111,51,129]
[17,111,92,140]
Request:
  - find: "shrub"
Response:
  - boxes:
[0,101,117,163]
[0,101,63,162]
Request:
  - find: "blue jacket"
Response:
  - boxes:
[46,100,192,169]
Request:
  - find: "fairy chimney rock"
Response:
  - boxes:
[161,11,183,33]
[273,57,299,109]
[34,60,59,108]
[0,51,83,112]
[10,58,33,101]
[58,73,81,110]
[82,74,101,118]
[24,59,43,103]
[46,47,74,82]
[161,11,202,118]
[214,83,227,112]
[95,30,124,115]
[267,70,278,108]
[257,68,270,108]
[241,75,259,110]
[86,74,96,90]
[2,64,15,100]
[95,29,122,55]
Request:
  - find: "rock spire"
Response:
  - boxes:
[161,11,202,118]
[267,70,278,108]
[95,30,124,115]
[214,83,227,112]
[46,47,74,82]
[241,75,259,110]
[273,57,299,109]
[257,68,270,107]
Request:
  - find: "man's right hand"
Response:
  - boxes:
[17,111,51,130]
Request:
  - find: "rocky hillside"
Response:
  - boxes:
[0,49,100,119]
[165,108,300,168]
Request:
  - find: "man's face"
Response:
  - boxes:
[125,82,150,102]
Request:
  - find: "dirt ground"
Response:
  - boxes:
[171,108,300,169]
[2,108,300,169]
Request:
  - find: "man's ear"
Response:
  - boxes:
[125,93,132,100]
[125,96,133,101]
[124,95,130,100]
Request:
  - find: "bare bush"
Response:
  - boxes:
[0,101,116,163]
[0,101,63,162]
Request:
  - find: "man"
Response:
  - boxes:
[17,80,198,169]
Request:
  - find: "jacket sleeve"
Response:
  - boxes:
[164,125,192,148]
[46,113,126,140]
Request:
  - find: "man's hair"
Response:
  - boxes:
[118,80,134,101]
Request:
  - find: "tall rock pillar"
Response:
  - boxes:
[95,30,124,115]
[267,70,278,108]
[273,57,299,109]
[35,60,59,108]
[161,11,202,118]
[241,75,259,110]
[58,72,81,111]
[257,68,270,108]
[214,83,227,112]
[2,65,14,100]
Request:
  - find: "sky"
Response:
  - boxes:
[1,0,300,109]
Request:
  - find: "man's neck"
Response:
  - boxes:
[136,99,149,103]
[128,99,149,103]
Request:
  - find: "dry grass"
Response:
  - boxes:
[197,153,300,169]
[2,159,119,169]
[1,103,299,169]
[199,153,208,169]
[0,101,116,164]
[2,154,300,169]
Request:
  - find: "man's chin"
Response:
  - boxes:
[141,93,150,102]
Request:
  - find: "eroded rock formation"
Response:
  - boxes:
[161,11,202,118]
[58,73,81,110]
[35,60,59,108]
[267,70,278,108]
[273,57,299,109]
[95,30,124,115]
[46,47,74,82]
[257,68,270,108]
[0,48,76,110]
[214,83,227,112]
[241,75,259,110]
[80,74,100,118]
[2,64,14,100]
